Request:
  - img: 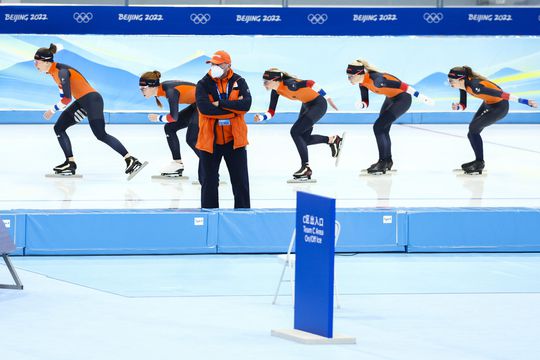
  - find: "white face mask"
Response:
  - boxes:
[210,65,225,78]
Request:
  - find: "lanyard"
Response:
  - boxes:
[215,81,229,101]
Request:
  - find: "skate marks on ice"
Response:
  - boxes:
[127,161,149,181]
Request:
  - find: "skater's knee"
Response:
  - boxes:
[468,124,482,135]
[164,123,175,135]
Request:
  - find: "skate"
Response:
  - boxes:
[151,161,189,180]
[45,160,81,178]
[125,156,148,181]
[460,160,485,175]
[287,164,316,183]
[363,159,392,175]
[330,132,346,167]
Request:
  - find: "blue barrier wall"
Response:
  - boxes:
[3,207,540,255]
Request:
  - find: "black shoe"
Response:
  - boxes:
[329,135,343,158]
[367,159,390,174]
[385,158,393,170]
[54,159,77,175]
[462,160,485,174]
[125,156,142,174]
[293,164,313,179]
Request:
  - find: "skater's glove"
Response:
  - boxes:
[452,103,465,111]
[355,99,368,110]
[254,112,272,123]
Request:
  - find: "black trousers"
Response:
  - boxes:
[373,92,412,160]
[164,104,199,160]
[54,92,128,158]
[290,95,328,165]
[467,100,509,161]
[200,142,250,209]
[164,104,204,182]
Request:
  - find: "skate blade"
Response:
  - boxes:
[45,173,83,178]
[455,171,487,177]
[152,175,189,180]
[359,171,392,177]
[453,168,488,174]
[360,169,397,174]
[127,161,149,181]
[287,178,317,184]
[335,131,347,167]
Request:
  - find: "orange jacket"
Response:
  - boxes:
[195,69,252,153]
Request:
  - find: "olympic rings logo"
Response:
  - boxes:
[307,13,328,25]
[423,12,444,24]
[73,12,93,24]
[190,13,211,25]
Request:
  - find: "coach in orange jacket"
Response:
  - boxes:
[196,50,252,209]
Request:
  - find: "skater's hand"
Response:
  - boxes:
[212,101,219,107]
[148,114,159,122]
[528,99,538,108]
[452,103,465,111]
[43,110,54,120]
[418,93,435,106]
[327,97,339,111]
[355,99,368,110]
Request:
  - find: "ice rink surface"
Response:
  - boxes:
[0,123,539,209]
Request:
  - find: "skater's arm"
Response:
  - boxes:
[254,90,279,122]
[48,69,72,115]
[356,85,369,109]
[195,82,235,118]
[218,78,252,113]
[452,89,467,110]
[372,73,434,105]
[160,87,180,123]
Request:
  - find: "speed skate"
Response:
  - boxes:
[127,161,148,181]
[152,175,189,180]
[359,169,397,176]
[287,178,317,184]
[45,173,83,178]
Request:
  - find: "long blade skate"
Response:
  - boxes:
[359,169,396,176]
[453,168,488,174]
[45,173,83,178]
[192,180,228,186]
[127,161,148,181]
[151,175,189,180]
[335,132,347,167]
[287,178,317,184]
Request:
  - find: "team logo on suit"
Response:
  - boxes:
[190,13,211,25]
[307,13,328,25]
[73,12,93,24]
[423,12,444,24]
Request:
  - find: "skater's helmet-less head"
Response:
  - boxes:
[346,59,378,85]
[34,44,57,72]
[139,71,163,106]
[447,66,487,89]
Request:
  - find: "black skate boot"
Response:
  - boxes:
[367,159,390,174]
[125,156,148,180]
[385,158,394,171]
[293,164,313,180]
[53,159,77,175]
[329,135,343,158]
[462,160,485,175]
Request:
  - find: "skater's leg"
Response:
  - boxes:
[82,93,129,157]
[53,102,80,159]
[467,101,509,161]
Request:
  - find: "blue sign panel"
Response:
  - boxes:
[0,6,539,36]
[294,191,336,338]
